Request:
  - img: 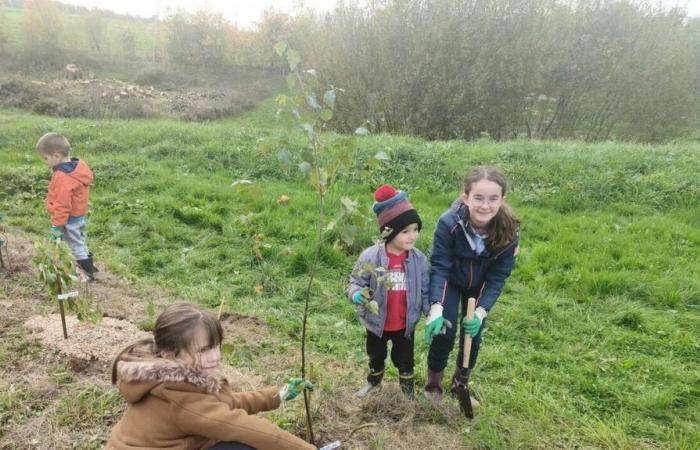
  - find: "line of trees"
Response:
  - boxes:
[299,0,699,142]
[3,1,305,68]
[8,0,149,61]
[2,0,699,142]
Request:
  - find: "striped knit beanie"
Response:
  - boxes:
[373,184,422,242]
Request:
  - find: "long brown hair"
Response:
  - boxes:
[464,166,520,252]
[111,303,223,384]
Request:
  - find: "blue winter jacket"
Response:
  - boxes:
[347,244,430,338]
[429,198,519,312]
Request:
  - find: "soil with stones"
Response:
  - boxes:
[0,61,280,121]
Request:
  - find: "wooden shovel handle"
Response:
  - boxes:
[462,297,476,369]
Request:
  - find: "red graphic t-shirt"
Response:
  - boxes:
[384,250,408,332]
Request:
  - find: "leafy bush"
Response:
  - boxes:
[302,0,698,142]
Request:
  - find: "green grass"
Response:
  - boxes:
[1,102,699,449]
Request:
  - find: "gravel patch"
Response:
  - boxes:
[24,314,149,364]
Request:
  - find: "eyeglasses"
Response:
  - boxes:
[469,197,502,206]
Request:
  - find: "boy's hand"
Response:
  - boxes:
[424,303,444,345]
[352,288,372,305]
[49,226,62,241]
[279,377,314,402]
[352,290,364,305]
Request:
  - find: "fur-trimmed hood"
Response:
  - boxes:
[107,343,315,450]
[114,343,222,403]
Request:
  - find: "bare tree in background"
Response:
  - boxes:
[83,9,104,53]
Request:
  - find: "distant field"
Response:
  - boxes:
[0,100,699,448]
[1,6,157,59]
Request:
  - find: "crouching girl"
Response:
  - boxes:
[106,302,315,450]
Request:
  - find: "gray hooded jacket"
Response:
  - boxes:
[347,244,430,338]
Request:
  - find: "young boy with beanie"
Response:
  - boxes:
[36,132,98,281]
[347,184,430,398]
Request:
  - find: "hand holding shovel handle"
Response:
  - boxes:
[456,297,476,419]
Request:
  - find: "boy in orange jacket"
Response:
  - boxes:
[36,132,98,281]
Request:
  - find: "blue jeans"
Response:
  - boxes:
[427,283,484,372]
[61,217,89,260]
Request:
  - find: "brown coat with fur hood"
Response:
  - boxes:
[106,344,315,450]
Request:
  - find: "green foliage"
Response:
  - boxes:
[81,9,104,53]
[32,240,101,323]
[69,294,103,324]
[325,196,374,253]
[164,9,227,67]
[33,240,77,297]
[119,28,136,57]
[300,0,698,142]
[274,41,351,443]
[22,0,62,55]
[54,385,122,430]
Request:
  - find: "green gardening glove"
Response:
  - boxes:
[463,315,483,338]
[279,377,314,402]
[424,303,444,345]
[352,290,366,305]
[49,226,63,241]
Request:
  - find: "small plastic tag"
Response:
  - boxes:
[319,441,341,450]
[57,291,79,300]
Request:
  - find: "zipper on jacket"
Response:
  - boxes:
[467,260,473,290]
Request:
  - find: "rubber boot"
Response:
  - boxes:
[77,256,97,282]
[356,369,384,397]
[424,369,444,402]
[450,365,462,395]
[399,372,415,400]
[88,253,99,273]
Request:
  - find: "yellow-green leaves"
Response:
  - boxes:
[287,49,301,71]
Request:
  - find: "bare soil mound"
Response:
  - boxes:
[0,63,280,121]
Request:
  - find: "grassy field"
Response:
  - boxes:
[0,101,699,449]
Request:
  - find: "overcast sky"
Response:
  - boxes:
[56,0,700,29]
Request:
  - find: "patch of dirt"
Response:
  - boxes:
[0,229,35,274]
[87,270,161,321]
[24,314,150,369]
[0,62,280,121]
[220,311,268,346]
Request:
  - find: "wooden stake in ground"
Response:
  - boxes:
[217,296,225,320]
[55,277,68,339]
[0,234,11,271]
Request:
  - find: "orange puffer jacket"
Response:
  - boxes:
[46,158,93,226]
